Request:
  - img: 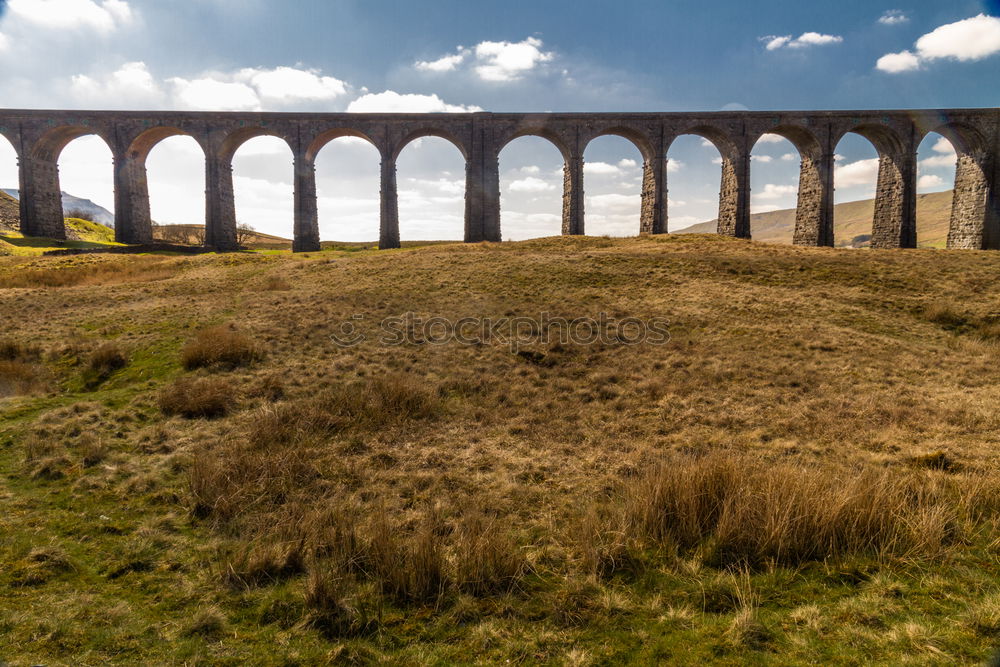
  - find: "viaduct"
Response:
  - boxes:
[1,107,998,251]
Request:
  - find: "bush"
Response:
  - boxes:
[159,376,235,419]
[181,325,263,370]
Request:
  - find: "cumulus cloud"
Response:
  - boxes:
[414,36,555,82]
[587,193,639,210]
[762,32,843,50]
[508,176,554,193]
[917,174,944,190]
[667,158,682,173]
[878,10,908,26]
[239,66,347,103]
[877,14,1000,73]
[754,155,774,163]
[752,183,797,201]
[781,153,797,161]
[6,0,133,33]
[876,50,921,73]
[757,133,787,143]
[834,157,880,187]
[169,77,260,111]
[617,158,637,169]
[584,161,621,175]
[919,136,957,169]
[70,61,165,108]
[346,91,481,113]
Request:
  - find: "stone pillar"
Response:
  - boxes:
[464,154,484,243]
[379,156,400,249]
[792,152,834,247]
[113,154,153,244]
[205,154,238,251]
[871,151,916,249]
[640,154,667,234]
[986,147,1000,250]
[293,155,321,252]
[482,149,500,242]
[718,151,750,238]
[18,156,65,239]
[946,151,990,249]
[562,155,584,235]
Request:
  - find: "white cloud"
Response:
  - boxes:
[932,136,956,154]
[519,165,541,175]
[781,153,797,161]
[617,158,638,169]
[587,193,638,209]
[834,157,880,187]
[877,14,1000,73]
[762,31,843,50]
[417,36,555,82]
[239,66,347,102]
[415,51,468,72]
[168,76,260,111]
[70,61,164,107]
[667,158,682,173]
[584,161,620,175]
[876,50,921,73]
[700,138,715,148]
[6,0,133,33]
[917,174,944,190]
[346,90,481,113]
[508,176,555,193]
[920,154,955,168]
[758,133,786,144]
[878,10,908,26]
[711,157,723,165]
[916,14,1000,61]
[752,183,797,201]
[754,155,774,163]
[474,37,554,81]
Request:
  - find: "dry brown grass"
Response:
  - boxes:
[181,325,263,370]
[158,376,235,419]
[0,256,181,288]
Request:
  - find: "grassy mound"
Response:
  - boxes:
[1,235,1000,663]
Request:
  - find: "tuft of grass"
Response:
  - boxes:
[620,453,960,567]
[159,376,235,419]
[179,607,228,641]
[181,325,263,370]
[10,546,75,587]
[922,300,969,329]
[83,342,128,388]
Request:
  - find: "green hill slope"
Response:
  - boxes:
[675,189,954,247]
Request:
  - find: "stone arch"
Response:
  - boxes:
[125,126,207,162]
[667,126,747,238]
[918,123,992,249]
[30,125,114,162]
[581,133,648,236]
[218,127,295,163]
[391,128,469,161]
[751,125,829,245]
[498,129,572,164]
[582,127,654,162]
[305,128,379,162]
[497,134,571,240]
[832,126,913,248]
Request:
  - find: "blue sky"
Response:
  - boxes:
[0,0,996,240]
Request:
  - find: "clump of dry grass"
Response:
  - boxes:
[261,275,292,291]
[181,325,263,370]
[922,300,968,329]
[619,453,961,567]
[0,338,48,397]
[83,342,128,388]
[159,376,235,419]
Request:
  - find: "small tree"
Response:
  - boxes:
[191,226,206,245]
[235,222,255,248]
[64,207,93,222]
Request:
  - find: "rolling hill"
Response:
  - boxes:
[674,189,955,248]
[2,189,115,228]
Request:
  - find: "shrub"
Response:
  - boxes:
[181,325,263,370]
[159,376,235,419]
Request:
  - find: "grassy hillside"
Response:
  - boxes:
[677,189,954,248]
[2,236,1000,663]
[153,223,292,248]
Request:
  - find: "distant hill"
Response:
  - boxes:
[154,223,292,248]
[674,189,954,248]
[2,189,115,228]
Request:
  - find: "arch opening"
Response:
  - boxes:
[582,135,644,237]
[914,132,957,248]
[396,136,466,242]
[57,134,116,233]
[498,135,565,240]
[231,135,294,244]
[393,130,467,162]
[749,133,801,243]
[665,134,725,233]
[315,136,381,244]
[0,134,19,234]
[146,135,206,243]
[832,132,881,248]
